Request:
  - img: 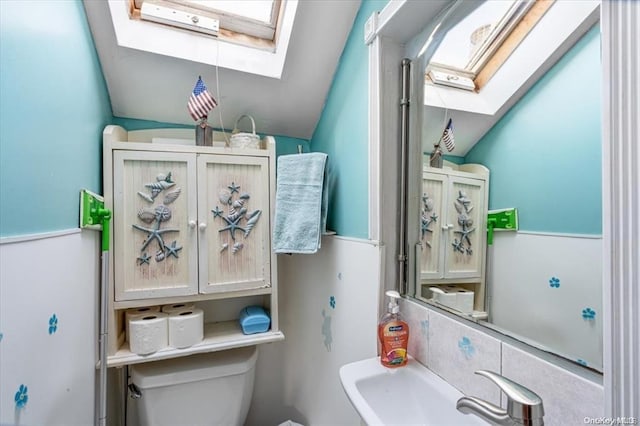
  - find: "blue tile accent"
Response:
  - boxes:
[329,296,336,309]
[14,384,28,409]
[576,359,588,367]
[0,332,3,342]
[582,307,596,320]
[458,336,476,360]
[549,277,560,288]
[49,313,58,335]
[420,319,429,336]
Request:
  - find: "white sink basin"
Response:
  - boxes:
[339,357,487,425]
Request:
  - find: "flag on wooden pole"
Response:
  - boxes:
[188,76,217,121]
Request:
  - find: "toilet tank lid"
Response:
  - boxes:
[131,345,258,389]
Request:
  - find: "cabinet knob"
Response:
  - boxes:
[199,222,207,231]
[189,220,197,229]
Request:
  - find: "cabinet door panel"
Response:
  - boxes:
[445,176,486,278]
[420,173,447,279]
[113,151,198,300]
[198,155,271,293]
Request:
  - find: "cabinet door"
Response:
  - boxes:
[197,154,271,293]
[420,172,448,279]
[444,176,486,278]
[113,151,198,300]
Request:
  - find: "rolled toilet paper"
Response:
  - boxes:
[129,312,168,355]
[161,302,196,314]
[168,308,204,349]
[125,306,161,342]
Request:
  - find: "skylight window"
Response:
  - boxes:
[131,0,282,44]
[428,0,544,91]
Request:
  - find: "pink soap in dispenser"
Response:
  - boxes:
[378,290,409,368]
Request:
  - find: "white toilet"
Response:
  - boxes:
[130,345,258,426]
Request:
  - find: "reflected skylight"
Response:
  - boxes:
[431,0,516,71]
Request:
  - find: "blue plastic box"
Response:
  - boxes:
[238,306,271,335]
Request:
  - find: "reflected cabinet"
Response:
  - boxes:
[418,165,489,315]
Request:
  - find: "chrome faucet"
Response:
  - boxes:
[456,370,544,426]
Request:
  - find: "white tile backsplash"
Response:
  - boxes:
[400,298,429,366]
[402,299,604,422]
[428,310,502,406]
[501,344,603,426]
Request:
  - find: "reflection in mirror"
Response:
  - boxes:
[411,1,602,371]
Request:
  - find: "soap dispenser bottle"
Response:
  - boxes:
[378,290,409,368]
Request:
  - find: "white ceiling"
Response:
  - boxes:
[83,1,362,140]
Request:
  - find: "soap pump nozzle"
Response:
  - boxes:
[386,290,401,314]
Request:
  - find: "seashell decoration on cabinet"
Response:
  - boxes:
[211,182,262,255]
[133,172,183,266]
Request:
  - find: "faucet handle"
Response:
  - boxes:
[476,370,544,425]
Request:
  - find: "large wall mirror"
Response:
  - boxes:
[407,0,603,371]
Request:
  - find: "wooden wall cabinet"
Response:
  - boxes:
[103,125,283,367]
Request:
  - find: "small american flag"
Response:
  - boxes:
[440,118,455,152]
[188,76,217,121]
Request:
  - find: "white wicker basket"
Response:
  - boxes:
[230,114,261,149]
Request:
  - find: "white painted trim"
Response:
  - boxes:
[601,0,640,416]
[106,0,298,79]
[368,36,381,241]
[515,231,602,240]
[0,228,82,245]
[375,0,406,35]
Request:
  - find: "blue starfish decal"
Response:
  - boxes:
[549,277,560,288]
[228,182,240,194]
[211,206,223,218]
[218,214,246,241]
[165,240,182,258]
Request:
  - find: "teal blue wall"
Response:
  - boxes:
[113,116,309,158]
[0,1,112,237]
[465,25,601,235]
[310,0,388,238]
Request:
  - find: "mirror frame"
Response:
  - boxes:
[367,0,640,415]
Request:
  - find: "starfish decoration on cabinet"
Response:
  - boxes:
[211,206,224,218]
[165,240,183,258]
[137,252,151,265]
[218,214,246,241]
[133,221,179,252]
[228,182,240,194]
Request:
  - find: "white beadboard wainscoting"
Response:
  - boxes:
[246,235,381,426]
[0,230,100,425]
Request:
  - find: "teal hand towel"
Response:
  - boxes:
[273,153,328,254]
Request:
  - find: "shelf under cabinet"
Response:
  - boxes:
[104,320,285,368]
[113,286,272,310]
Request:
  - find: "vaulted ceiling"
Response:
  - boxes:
[84,1,361,140]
